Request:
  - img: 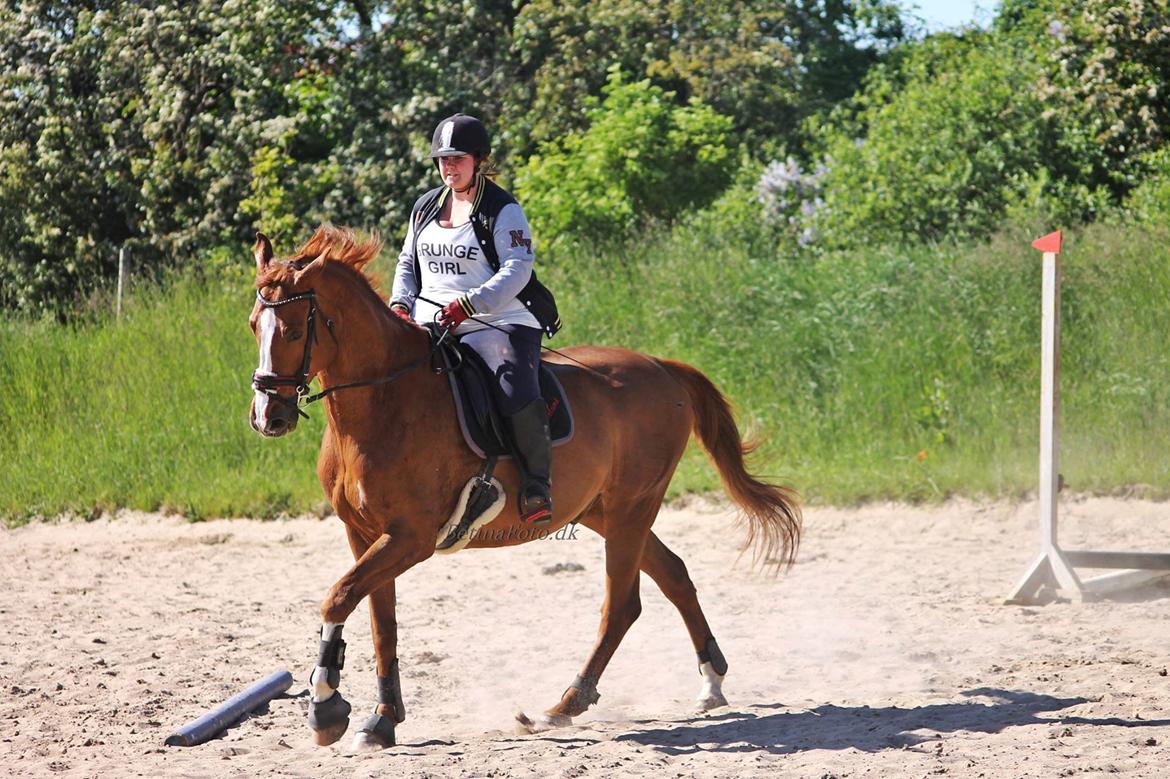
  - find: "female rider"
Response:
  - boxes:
[389,113,560,525]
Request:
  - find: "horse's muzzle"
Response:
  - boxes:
[251,393,299,437]
[259,414,297,437]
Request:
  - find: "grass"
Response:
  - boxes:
[3,220,1170,523]
[545,219,1170,504]
[0,270,330,521]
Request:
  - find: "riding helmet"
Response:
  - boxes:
[429,113,491,160]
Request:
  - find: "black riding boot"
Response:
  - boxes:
[509,399,553,525]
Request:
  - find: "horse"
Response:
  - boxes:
[248,225,801,751]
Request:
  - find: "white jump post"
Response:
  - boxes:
[116,246,127,320]
[1006,231,1170,604]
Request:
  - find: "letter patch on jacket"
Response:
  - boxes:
[509,230,532,253]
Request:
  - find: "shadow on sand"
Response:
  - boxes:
[609,688,1170,755]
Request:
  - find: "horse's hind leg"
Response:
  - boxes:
[640,531,728,711]
[516,501,652,733]
[347,579,404,752]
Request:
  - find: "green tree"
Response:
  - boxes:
[0,1,531,311]
[514,69,735,247]
[806,0,1170,247]
[1025,0,1170,204]
[0,1,341,311]
[811,31,1046,245]
[0,0,908,312]
[506,0,905,160]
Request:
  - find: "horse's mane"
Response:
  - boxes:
[256,225,385,300]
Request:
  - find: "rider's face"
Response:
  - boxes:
[438,154,476,190]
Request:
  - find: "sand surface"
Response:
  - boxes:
[4,497,1170,778]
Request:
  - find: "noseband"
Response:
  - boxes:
[252,287,334,420]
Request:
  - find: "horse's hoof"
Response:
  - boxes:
[695,691,728,712]
[349,730,391,752]
[308,691,352,746]
[347,712,396,752]
[514,711,572,734]
[311,719,350,746]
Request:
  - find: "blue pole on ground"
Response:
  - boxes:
[165,669,294,747]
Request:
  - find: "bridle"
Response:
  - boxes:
[251,283,439,420]
[251,287,333,420]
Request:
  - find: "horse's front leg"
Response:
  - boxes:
[308,528,430,747]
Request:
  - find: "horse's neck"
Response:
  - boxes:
[317,288,433,439]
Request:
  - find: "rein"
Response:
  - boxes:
[252,287,441,419]
[414,294,623,387]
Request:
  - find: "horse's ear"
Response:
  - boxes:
[253,233,273,272]
[292,249,328,285]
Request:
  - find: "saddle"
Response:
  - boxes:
[426,325,574,554]
[427,325,574,459]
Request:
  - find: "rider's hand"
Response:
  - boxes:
[390,303,413,323]
[437,297,474,329]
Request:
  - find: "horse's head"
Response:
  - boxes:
[248,226,392,437]
[248,233,336,437]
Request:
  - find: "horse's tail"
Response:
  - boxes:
[660,359,802,571]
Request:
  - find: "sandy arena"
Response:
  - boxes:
[3,496,1170,778]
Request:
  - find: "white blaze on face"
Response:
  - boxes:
[253,307,277,424]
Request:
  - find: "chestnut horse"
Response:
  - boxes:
[248,226,801,751]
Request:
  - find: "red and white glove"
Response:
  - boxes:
[437,296,475,329]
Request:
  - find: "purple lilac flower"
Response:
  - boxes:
[758,156,828,245]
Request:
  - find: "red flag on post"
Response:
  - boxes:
[1031,230,1062,253]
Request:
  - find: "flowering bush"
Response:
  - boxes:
[757,157,826,247]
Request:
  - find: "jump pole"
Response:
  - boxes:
[164,668,293,747]
[1005,231,1170,604]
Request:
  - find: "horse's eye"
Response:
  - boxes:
[287,330,304,342]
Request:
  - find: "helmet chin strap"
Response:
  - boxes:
[451,172,479,195]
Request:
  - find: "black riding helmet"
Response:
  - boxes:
[429,113,490,164]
